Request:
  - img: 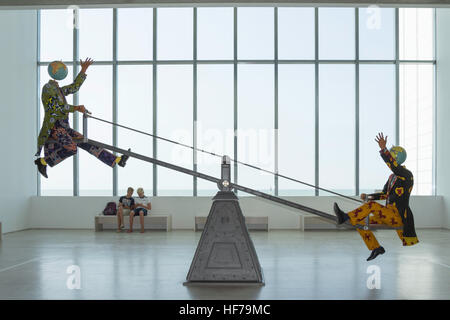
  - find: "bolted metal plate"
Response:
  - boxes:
[185,191,264,284]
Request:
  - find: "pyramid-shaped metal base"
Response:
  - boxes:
[184,191,264,286]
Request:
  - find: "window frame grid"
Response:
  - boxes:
[37,7,437,197]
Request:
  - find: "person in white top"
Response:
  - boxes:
[128,187,151,233]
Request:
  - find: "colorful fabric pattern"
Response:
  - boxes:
[347,201,418,250]
[377,148,418,239]
[43,121,116,168]
[37,72,87,155]
[357,147,419,249]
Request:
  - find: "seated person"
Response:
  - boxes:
[333,133,418,261]
[117,187,135,232]
[128,187,152,233]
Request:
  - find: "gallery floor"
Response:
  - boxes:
[0,229,449,300]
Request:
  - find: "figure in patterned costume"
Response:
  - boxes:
[35,58,129,178]
[333,132,419,261]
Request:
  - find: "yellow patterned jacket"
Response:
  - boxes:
[369,148,418,245]
[36,72,87,156]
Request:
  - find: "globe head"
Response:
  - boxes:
[389,146,407,165]
[48,61,68,80]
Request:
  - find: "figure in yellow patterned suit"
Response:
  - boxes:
[333,132,419,261]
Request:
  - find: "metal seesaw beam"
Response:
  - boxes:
[44,118,401,231]
[86,138,345,224]
[87,138,402,231]
[85,137,401,231]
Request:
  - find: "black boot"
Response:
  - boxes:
[367,246,385,261]
[117,149,131,167]
[333,203,349,225]
[34,158,48,178]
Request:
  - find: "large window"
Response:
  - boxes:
[117,65,153,196]
[196,64,234,196]
[400,64,434,195]
[359,8,395,60]
[237,65,275,194]
[319,8,355,60]
[238,8,274,60]
[399,8,435,195]
[158,8,193,60]
[319,64,356,195]
[278,8,315,60]
[359,65,396,194]
[197,8,233,60]
[78,65,113,196]
[278,64,315,196]
[38,7,435,197]
[117,8,153,61]
[157,65,193,195]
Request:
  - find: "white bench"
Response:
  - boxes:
[195,216,268,231]
[95,214,172,232]
[300,214,338,231]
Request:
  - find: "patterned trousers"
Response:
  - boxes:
[347,201,405,251]
[44,124,116,168]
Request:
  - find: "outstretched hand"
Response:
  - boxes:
[375,132,388,150]
[80,57,94,73]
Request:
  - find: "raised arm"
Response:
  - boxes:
[60,58,93,96]
[60,72,86,96]
[375,132,410,178]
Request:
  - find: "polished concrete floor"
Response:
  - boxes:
[0,229,449,300]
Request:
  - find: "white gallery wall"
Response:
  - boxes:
[0,10,38,233]
[29,195,443,230]
[436,8,450,229]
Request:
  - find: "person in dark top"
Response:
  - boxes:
[333,132,419,261]
[117,187,135,232]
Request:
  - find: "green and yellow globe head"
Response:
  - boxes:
[48,61,68,81]
[389,146,407,165]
